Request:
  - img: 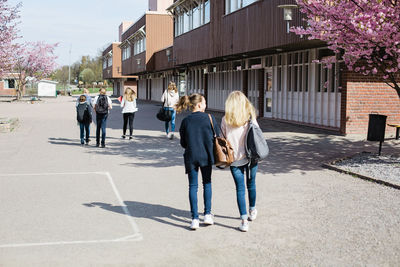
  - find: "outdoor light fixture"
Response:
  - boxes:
[136,58,141,65]
[277,4,298,33]
[166,48,176,62]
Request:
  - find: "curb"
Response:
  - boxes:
[322,155,400,190]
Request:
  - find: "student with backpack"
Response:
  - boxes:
[76,88,93,139]
[177,93,219,230]
[93,88,112,148]
[76,95,92,145]
[220,91,260,232]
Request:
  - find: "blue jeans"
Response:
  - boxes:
[96,113,108,145]
[188,165,212,219]
[79,122,90,144]
[164,108,176,134]
[230,163,258,220]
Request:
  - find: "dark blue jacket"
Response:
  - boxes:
[179,112,220,173]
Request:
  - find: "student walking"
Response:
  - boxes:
[221,91,259,232]
[76,95,92,145]
[76,88,93,138]
[161,81,179,139]
[93,88,112,148]
[120,87,138,140]
[177,93,219,230]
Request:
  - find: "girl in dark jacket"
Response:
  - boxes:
[177,93,219,230]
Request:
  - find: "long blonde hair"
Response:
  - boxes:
[175,93,204,113]
[167,81,178,93]
[124,87,136,101]
[224,91,256,127]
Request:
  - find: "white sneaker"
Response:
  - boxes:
[248,209,257,221]
[190,219,200,230]
[239,219,249,232]
[166,133,170,139]
[203,214,214,225]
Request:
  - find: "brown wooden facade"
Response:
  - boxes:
[121,13,173,76]
[172,0,320,66]
[102,43,137,96]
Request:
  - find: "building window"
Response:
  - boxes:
[122,45,131,60]
[133,36,146,55]
[173,0,211,37]
[225,0,258,14]
[107,57,112,67]
[3,79,16,89]
[103,60,107,69]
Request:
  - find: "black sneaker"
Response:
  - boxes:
[96,143,100,147]
[121,135,126,139]
[101,144,106,148]
[129,136,133,140]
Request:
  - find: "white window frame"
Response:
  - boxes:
[225,0,258,15]
[173,0,211,37]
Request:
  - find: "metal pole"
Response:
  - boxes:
[68,44,71,94]
[378,141,382,156]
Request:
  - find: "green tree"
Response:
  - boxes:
[79,68,95,87]
[53,65,69,94]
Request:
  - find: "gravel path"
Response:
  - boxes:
[334,152,400,186]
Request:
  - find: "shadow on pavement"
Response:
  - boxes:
[48,134,399,175]
[83,201,237,231]
[49,98,400,174]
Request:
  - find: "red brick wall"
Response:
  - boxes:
[0,81,17,96]
[341,70,400,135]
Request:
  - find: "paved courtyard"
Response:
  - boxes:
[0,96,399,266]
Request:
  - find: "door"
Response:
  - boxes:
[264,68,273,118]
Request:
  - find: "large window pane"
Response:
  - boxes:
[193,5,200,29]
[243,0,256,8]
[184,12,190,33]
[204,0,210,23]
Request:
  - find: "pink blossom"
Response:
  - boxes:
[293,0,400,96]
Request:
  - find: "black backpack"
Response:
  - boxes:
[77,102,89,123]
[96,95,108,114]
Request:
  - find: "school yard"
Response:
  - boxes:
[0,96,399,266]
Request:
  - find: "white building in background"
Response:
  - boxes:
[38,80,58,97]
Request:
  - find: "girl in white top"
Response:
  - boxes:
[161,81,180,139]
[120,87,138,140]
[221,91,259,232]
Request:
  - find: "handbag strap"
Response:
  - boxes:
[208,114,216,138]
[208,114,227,139]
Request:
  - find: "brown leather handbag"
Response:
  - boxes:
[208,114,234,169]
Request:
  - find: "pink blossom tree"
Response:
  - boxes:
[293,0,400,97]
[11,42,58,99]
[0,0,20,76]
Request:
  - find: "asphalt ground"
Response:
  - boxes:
[0,96,399,266]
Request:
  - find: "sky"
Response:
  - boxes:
[8,0,148,67]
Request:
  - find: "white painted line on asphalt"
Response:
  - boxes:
[0,171,106,177]
[104,172,141,237]
[0,236,143,249]
[0,171,143,248]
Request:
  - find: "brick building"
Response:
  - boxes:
[103,0,400,136]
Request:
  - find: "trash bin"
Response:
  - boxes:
[367,114,387,142]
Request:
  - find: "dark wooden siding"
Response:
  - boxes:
[173,0,308,65]
[151,47,174,71]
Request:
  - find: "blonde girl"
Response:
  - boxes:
[161,81,179,139]
[221,91,259,232]
[121,87,138,139]
[177,94,219,230]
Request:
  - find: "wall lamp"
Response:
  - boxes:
[166,48,176,62]
[136,58,141,65]
[277,4,298,33]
